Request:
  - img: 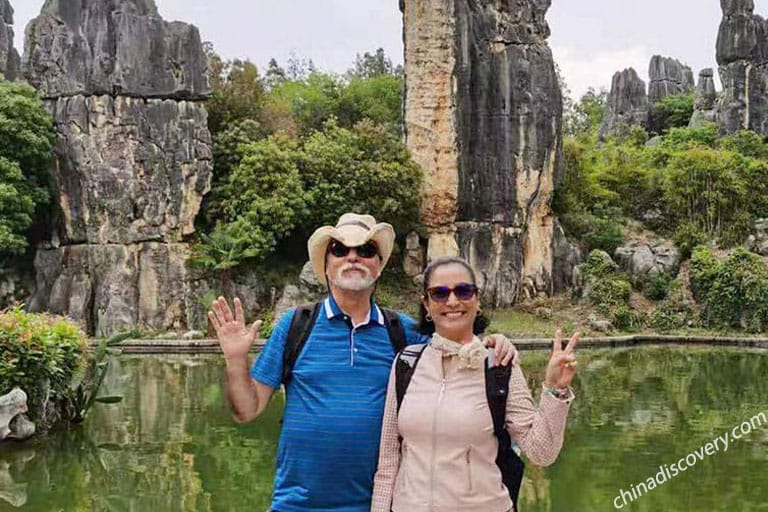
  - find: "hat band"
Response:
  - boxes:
[336,220,371,231]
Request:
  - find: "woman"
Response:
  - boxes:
[371,257,579,512]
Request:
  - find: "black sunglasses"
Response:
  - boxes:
[328,240,379,259]
[426,283,479,302]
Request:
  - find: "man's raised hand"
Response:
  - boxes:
[208,297,262,361]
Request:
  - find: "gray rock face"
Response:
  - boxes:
[402,231,424,277]
[0,0,19,80]
[552,220,582,294]
[716,0,768,134]
[22,0,210,99]
[0,388,29,441]
[30,243,198,336]
[403,0,563,307]
[614,240,680,283]
[45,95,212,244]
[689,68,719,127]
[599,68,649,140]
[25,0,213,336]
[648,55,694,105]
[273,261,326,322]
[744,218,768,255]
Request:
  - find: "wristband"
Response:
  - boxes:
[543,383,571,400]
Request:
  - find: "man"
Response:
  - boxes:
[208,213,516,512]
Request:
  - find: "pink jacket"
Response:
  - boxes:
[371,341,573,512]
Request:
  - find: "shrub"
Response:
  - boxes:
[611,304,644,331]
[689,246,721,302]
[0,306,87,418]
[581,250,619,278]
[644,271,674,301]
[649,307,680,331]
[583,216,625,255]
[690,247,768,331]
[588,276,632,313]
[673,222,709,260]
[647,93,695,135]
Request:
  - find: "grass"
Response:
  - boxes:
[486,309,576,338]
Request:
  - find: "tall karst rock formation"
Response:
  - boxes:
[717,0,768,135]
[0,0,19,80]
[647,55,694,105]
[401,0,573,306]
[600,56,695,139]
[598,68,649,140]
[690,68,719,127]
[24,0,212,336]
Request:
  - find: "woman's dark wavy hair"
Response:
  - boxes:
[418,256,490,336]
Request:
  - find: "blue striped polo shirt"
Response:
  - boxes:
[251,295,424,512]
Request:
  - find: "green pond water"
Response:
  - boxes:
[1,346,767,512]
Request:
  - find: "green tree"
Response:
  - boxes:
[564,88,608,138]
[647,92,695,135]
[299,119,421,236]
[349,48,400,79]
[188,225,260,298]
[661,147,749,239]
[0,80,54,261]
[337,74,403,131]
[264,58,288,90]
[268,71,342,134]
[223,134,309,258]
[206,49,267,136]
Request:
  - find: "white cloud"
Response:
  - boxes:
[552,44,654,102]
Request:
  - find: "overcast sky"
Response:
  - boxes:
[10,0,768,100]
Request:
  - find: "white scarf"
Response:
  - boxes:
[430,332,486,369]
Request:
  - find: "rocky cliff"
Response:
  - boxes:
[24,0,212,336]
[647,55,694,105]
[689,68,718,127]
[402,0,574,306]
[716,0,768,134]
[0,0,19,80]
[598,67,649,140]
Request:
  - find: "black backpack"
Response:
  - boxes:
[394,344,525,511]
[281,301,408,384]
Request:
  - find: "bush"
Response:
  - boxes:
[690,247,768,331]
[583,216,625,255]
[649,307,680,331]
[689,246,721,302]
[647,93,695,135]
[0,306,87,419]
[588,276,632,313]
[644,271,674,301]
[673,222,709,260]
[611,304,644,331]
[559,121,768,251]
[581,249,619,278]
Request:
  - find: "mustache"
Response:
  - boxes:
[340,263,370,274]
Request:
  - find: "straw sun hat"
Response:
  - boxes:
[307,213,395,285]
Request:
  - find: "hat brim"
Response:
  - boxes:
[308,223,395,285]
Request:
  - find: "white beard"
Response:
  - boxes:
[330,263,376,291]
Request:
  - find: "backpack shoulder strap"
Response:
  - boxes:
[485,359,512,438]
[485,358,524,510]
[281,301,322,385]
[381,308,407,355]
[394,343,427,412]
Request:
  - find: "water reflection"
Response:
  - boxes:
[0,355,283,512]
[0,347,765,512]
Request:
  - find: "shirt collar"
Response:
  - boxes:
[323,295,385,326]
